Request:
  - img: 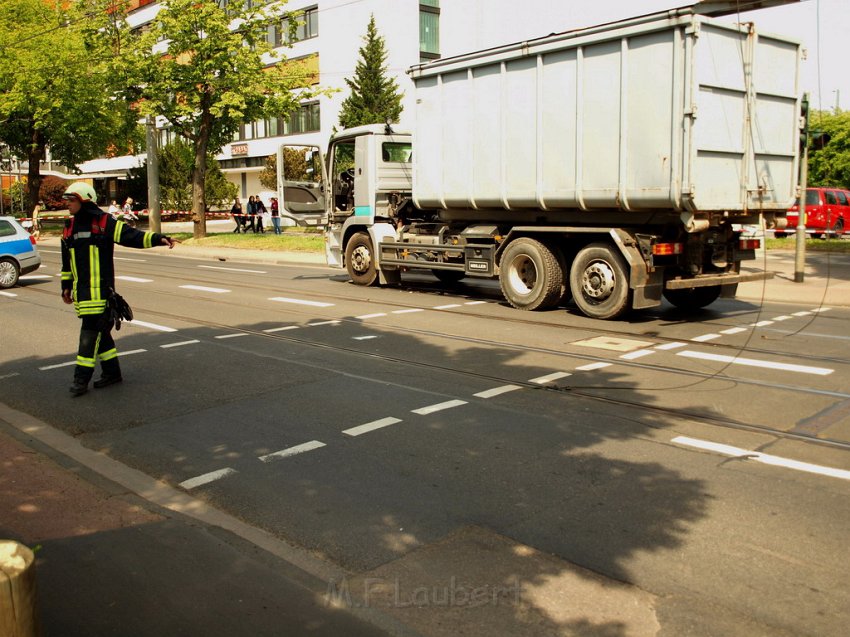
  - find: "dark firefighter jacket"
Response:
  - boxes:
[61,201,167,317]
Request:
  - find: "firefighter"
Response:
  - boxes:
[60,182,177,397]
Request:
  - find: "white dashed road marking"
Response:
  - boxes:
[620,349,655,360]
[529,372,572,384]
[116,276,152,283]
[412,400,468,415]
[215,333,249,339]
[575,362,613,371]
[198,265,267,274]
[269,296,334,308]
[179,468,238,490]
[39,361,76,371]
[672,436,850,481]
[691,333,721,342]
[356,313,386,319]
[180,285,230,294]
[719,327,748,335]
[352,335,379,341]
[392,308,424,314]
[473,385,522,398]
[259,441,326,462]
[654,342,686,350]
[0,291,17,297]
[307,320,341,327]
[433,304,461,310]
[343,417,403,437]
[677,351,833,376]
[126,320,178,332]
[263,325,299,333]
[160,340,200,348]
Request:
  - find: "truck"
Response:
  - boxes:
[276,5,802,320]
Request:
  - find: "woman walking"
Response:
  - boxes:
[245,196,256,233]
[230,197,243,233]
[270,197,281,234]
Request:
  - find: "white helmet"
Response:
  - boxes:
[63,181,97,203]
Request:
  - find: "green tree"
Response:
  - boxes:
[260,154,277,191]
[154,139,236,212]
[0,0,140,211]
[808,110,850,188]
[338,15,403,129]
[119,0,319,238]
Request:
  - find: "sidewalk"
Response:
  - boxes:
[0,405,408,637]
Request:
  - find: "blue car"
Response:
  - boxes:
[0,216,42,288]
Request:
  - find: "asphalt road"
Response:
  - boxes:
[2,245,849,636]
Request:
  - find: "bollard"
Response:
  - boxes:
[0,541,38,637]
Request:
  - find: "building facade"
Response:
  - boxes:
[76,0,443,207]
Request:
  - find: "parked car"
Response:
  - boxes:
[0,216,42,288]
[777,187,849,238]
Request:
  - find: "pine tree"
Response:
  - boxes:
[338,15,404,128]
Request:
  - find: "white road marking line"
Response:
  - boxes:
[307,320,341,327]
[215,333,248,339]
[654,342,687,350]
[126,320,178,332]
[677,350,833,376]
[259,440,326,462]
[160,340,200,348]
[691,333,721,342]
[0,372,19,380]
[412,400,468,415]
[39,361,76,370]
[114,257,147,262]
[263,325,299,333]
[672,436,850,482]
[117,349,147,357]
[356,313,386,319]
[116,276,152,283]
[473,385,522,398]
[812,307,831,313]
[180,285,230,294]
[575,362,613,371]
[719,327,748,335]
[464,301,488,305]
[793,311,812,317]
[529,372,572,384]
[343,417,403,437]
[19,274,52,280]
[198,265,267,273]
[772,315,792,322]
[433,304,461,310]
[750,320,774,327]
[179,468,238,490]
[352,335,379,341]
[0,291,17,297]
[269,296,334,308]
[620,349,655,360]
[392,308,424,314]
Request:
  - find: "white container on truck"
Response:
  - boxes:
[277,6,802,319]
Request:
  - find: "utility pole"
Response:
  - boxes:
[145,115,162,233]
[794,94,809,283]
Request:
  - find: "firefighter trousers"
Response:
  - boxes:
[74,313,121,383]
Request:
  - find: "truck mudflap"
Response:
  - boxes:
[665,271,774,289]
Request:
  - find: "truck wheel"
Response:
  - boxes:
[0,258,19,289]
[499,238,564,310]
[432,269,465,284]
[345,232,378,286]
[569,243,631,319]
[663,286,721,311]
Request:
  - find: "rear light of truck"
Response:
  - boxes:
[652,243,683,256]
[739,239,760,250]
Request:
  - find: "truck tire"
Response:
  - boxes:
[0,258,20,289]
[663,285,722,310]
[499,238,564,310]
[345,232,378,286]
[569,243,631,319]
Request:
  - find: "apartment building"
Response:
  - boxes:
[76,0,442,204]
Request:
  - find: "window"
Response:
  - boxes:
[419,1,440,61]
[282,101,320,136]
[826,191,837,205]
[805,190,819,206]
[275,5,318,46]
[381,142,412,163]
[0,220,14,238]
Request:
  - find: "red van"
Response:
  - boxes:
[779,187,849,238]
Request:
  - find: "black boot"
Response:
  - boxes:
[95,358,123,389]
[69,380,88,397]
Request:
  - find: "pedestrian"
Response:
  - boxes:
[270,197,281,235]
[122,197,138,227]
[107,200,120,219]
[60,182,177,397]
[245,195,256,233]
[254,196,266,233]
[230,197,243,233]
